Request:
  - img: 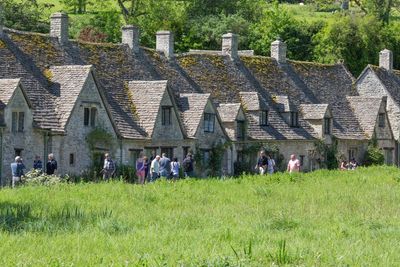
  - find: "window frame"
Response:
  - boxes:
[84,107,97,127]
[324,117,331,135]
[203,113,215,133]
[69,153,75,166]
[236,120,246,140]
[259,110,268,126]
[378,113,385,128]
[290,111,299,127]
[161,106,172,126]
[11,111,25,132]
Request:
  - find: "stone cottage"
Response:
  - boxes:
[356,49,400,164]
[0,11,396,184]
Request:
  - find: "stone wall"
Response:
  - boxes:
[1,86,43,185]
[56,73,117,175]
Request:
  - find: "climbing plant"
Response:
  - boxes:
[209,141,231,177]
[363,137,384,166]
[314,137,339,170]
[86,127,115,152]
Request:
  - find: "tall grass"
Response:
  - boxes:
[0,166,399,265]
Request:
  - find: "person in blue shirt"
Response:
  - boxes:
[33,155,43,171]
[159,153,171,179]
[10,156,25,188]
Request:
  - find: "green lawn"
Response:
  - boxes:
[0,166,399,265]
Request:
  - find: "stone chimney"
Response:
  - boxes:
[379,49,393,71]
[222,33,238,60]
[122,25,140,53]
[271,39,287,64]
[156,31,174,58]
[50,12,69,44]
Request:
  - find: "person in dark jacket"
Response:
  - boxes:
[182,153,194,177]
[46,153,57,175]
[33,155,43,171]
[159,153,171,179]
[11,156,25,188]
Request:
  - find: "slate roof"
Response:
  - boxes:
[0,79,21,108]
[49,65,92,129]
[241,56,366,139]
[0,25,375,141]
[178,93,210,137]
[367,65,400,105]
[128,80,169,137]
[273,95,294,112]
[347,96,382,138]
[239,92,268,111]
[299,104,329,120]
[217,103,241,122]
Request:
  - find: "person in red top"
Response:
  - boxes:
[287,154,300,173]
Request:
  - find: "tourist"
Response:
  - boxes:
[255,150,268,175]
[182,153,194,177]
[11,156,25,188]
[150,155,161,181]
[171,157,180,180]
[136,153,146,184]
[340,160,348,170]
[33,155,42,170]
[287,154,300,173]
[267,154,276,174]
[102,153,116,181]
[159,153,171,179]
[143,156,150,181]
[46,153,57,175]
[349,158,358,170]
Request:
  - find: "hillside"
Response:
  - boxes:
[0,167,399,265]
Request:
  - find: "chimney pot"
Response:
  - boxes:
[222,32,238,60]
[50,12,69,44]
[271,39,287,64]
[122,25,140,53]
[156,31,174,58]
[379,49,393,71]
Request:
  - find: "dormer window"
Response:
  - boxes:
[204,113,215,133]
[378,113,385,127]
[324,118,331,134]
[12,111,24,132]
[237,120,245,140]
[290,112,298,127]
[84,107,97,127]
[260,110,268,126]
[161,106,172,126]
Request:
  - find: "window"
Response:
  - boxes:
[384,148,393,165]
[84,107,97,127]
[260,110,268,126]
[290,112,299,127]
[204,113,215,133]
[183,146,190,159]
[14,148,22,157]
[129,149,142,165]
[379,113,385,127]
[69,153,75,166]
[11,112,24,132]
[161,147,174,159]
[348,148,357,161]
[162,106,172,126]
[0,110,5,125]
[237,120,245,140]
[202,149,210,164]
[324,118,331,134]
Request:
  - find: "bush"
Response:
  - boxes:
[23,169,66,186]
[363,146,385,166]
[116,164,137,183]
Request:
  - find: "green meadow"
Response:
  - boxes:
[0,166,399,266]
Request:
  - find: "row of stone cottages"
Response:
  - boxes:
[0,12,398,183]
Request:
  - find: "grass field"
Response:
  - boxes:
[0,166,399,266]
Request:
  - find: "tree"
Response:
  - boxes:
[61,0,89,14]
[1,0,49,33]
[353,0,396,23]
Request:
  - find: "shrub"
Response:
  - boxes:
[23,169,66,186]
[363,146,385,166]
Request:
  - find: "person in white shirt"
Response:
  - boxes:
[267,154,276,174]
[150,155,160,182]
[171,157,180,180]
[287,154,300,173]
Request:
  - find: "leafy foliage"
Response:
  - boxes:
[314,138,339,170]
[363,138,385,166]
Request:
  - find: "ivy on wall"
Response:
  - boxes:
[313,137,339,170]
